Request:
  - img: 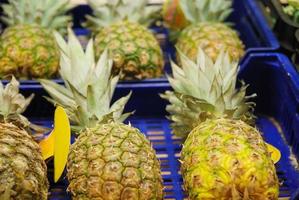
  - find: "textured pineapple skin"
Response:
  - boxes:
[67,122,163,200]
[0,24,60,78]
[0,123,48,199]
[181,118,279,200]
[94,21,164,80]
[176,22,245,62]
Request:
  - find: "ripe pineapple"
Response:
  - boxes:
[0,0,73,79]
[161,49,279,199]
[175,0,245,62]
[85,0,164,80]
[0,77,48,199]
[40,29,163,199]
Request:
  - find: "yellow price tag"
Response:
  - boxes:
[266,143,281,164]
[39,106,71,182]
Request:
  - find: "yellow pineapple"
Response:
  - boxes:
[0,77,48,199]
[85,0,164,80]
[176,0,245,62]
[0,0,73,78]
[161,49,279,199]
[40,29,163,199]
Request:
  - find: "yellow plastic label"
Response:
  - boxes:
[266,143,281,164]
[39,106,71,182]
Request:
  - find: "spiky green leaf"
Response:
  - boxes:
[162,47,256,138]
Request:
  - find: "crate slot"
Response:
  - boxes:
[148,135,166,141]
[146,130,164,135]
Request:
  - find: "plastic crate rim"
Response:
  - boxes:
[246,0,280,50]
[240,53,299,96]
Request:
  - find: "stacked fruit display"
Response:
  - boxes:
[0,0,298,199]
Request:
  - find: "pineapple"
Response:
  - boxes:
[85,0,164,80]
[40,29,163,199]
[161,49,279,199]
[175,0,245,62]
[0,0,73,79]
[0,77,48,199]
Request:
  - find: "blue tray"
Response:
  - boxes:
[231,0,279,54]
[27,52,299,199]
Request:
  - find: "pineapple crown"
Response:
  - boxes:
[0,76,34,127]
[179,0,233,24]
[40,29,132,131]
[161,48,256,138]
[1,0,74,33]
[85,0,161,31]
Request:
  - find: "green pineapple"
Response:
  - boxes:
[176,0,245,63]
[40,29,163,199]
[85,0,164,80]
[161,49,279,199]
[0,0,73,78]
[0,77,48,199]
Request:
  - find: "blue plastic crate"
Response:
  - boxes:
[26,52,299,199]
[231,0,279,53]
[259,0,299,52]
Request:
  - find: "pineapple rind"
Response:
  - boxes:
[0,122,48,200]
[0,0,72,79]
[181,118,279,200]
[0,24,59,78]
[176,22,245,62]
[0,77,48,199]
[176,0,244,62]
[67,122,163,199]
[95,21,164,80]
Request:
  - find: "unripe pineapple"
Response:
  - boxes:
[175,0,245,62]
[161,49,279,199]
[85,0,164,80]
[0,0,73,79]
[0,77,48,199]
[41,29,163,199]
